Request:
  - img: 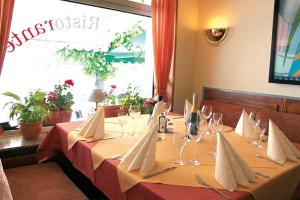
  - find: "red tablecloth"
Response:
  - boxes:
[37,122,300,200]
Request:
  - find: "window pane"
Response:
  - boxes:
[0,0,153,124]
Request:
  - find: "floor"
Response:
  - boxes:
[0,130,109,200]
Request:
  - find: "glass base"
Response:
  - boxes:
[189,159,200,166]
[248,140,255,144]
[209,151,216,159]
[175,160,185,166]
[130,131,139,137]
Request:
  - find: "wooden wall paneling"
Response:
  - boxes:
[283,99,300,115]
[258,110,300,143]
[203,87,281,111]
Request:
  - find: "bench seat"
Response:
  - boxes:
[5,162,88,200]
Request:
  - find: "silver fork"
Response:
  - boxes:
[194,174,231,200]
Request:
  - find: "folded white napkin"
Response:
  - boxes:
[235,110,253,137]
[120,122,158,176]
[215,133,256,191]
[267,120,300,165]
[184,99,192,122]
[148,101,164,126]
[78,107,105,139]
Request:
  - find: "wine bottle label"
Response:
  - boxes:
[158,115,166,133]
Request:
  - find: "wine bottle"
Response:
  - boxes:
[157,96,166,140]
[187,93,199,136]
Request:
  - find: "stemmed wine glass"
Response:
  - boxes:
[173,132,187,166]
[187,112,201,165]
[208,116,223,159]
[118,112,129,137]
[129,105,141,136]
[201,105,212,134]
[212,112,223,124]
[248,112,258,144]
[255,121,267,157]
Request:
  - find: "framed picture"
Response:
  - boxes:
[269,0,300,85]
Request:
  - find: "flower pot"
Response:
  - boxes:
[104,105,122,118]
[43,110,73,126]
[19,122,42,140]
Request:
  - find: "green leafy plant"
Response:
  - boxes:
[47,79,75,111]
[142,98,158,114]
[3,90,51,123]
[118,84,143,110]
[57,23,145,85]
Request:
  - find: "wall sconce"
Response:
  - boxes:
[205,28,229,45]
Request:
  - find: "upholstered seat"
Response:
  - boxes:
[5,162,88,200]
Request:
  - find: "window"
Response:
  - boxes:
[0,0,154,124]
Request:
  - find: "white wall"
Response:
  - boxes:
[193,0,300,98]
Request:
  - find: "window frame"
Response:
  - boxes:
[62,0,151,17]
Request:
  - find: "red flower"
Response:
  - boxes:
[47,91,57,101]
[111,84,116,89]
[64,79,74,86]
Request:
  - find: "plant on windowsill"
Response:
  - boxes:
[43,79,75,126]
[56,22,145,90]
[2,90,51,139]
[118,84,143,112]
[142,98,158,115]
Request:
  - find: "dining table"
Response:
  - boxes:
[37,115,300,200]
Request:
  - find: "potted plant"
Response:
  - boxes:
[3,90,51,139]
[43,79,75,126]
[142,98,158,115]
[119,84,143,112]
[101,84,121,117]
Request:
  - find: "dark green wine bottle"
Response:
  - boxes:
[188,93,199,136]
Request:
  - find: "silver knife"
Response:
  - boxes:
[195,174,231,200]
[86,136,120,143]
[110,152,127,159]
[255,171,270,178]
[143,167,177,179]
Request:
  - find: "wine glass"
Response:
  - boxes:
[173,132,187,166]
[248,112,257,144]
[118,112,129,137]
[164,102,172,116]
[212,112,223,124]
[255,121,267,157]
[201,105,212,134]
[186,112,201,165]
[208,117,223,159]
[129,105,141,136]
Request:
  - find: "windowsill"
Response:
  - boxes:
[0,126,52,156]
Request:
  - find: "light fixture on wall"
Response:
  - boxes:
[205,27,229,45]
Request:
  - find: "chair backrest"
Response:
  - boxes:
[257,110,300,143]
[201,100,258,128]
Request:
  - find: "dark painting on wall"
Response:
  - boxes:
[269,0,300,85]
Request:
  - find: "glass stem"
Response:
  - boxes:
[193,140,197,160]
[178,148,182,161]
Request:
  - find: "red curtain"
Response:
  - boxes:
[152,0,177,101]
[0,0,14,76]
